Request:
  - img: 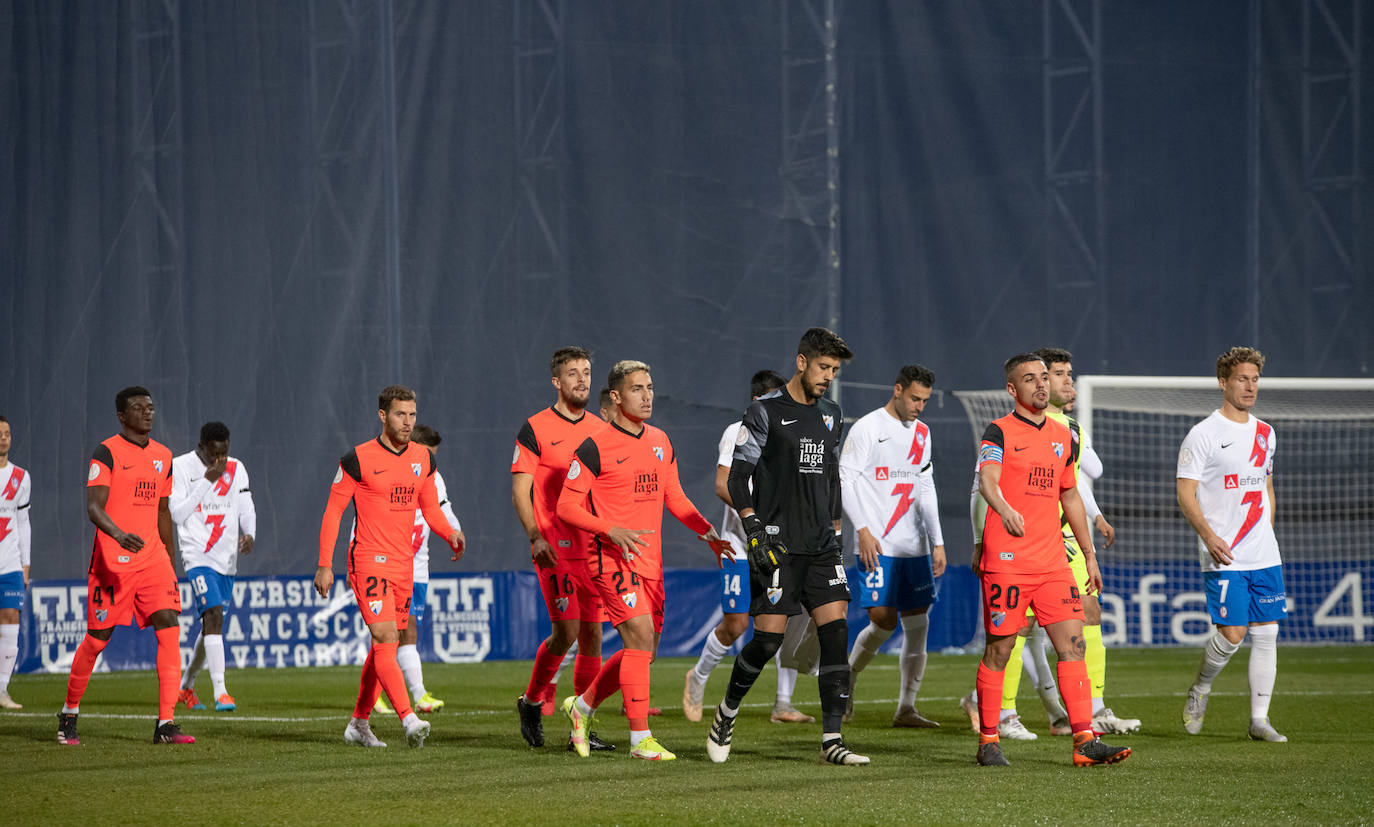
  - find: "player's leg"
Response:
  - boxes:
[1038,569,1128,766]
[847,556,897,723]
[1186,571,1248,734]
[60,570,124,744]
[804,550,867,766]
[0,576,25,709]
[197,570,235,711]
[568,559,604,701]
[399,581,443,712]
[771,613,815,723]
[891,554,937,727]
[134,563,195,744]
[686,555,750,721]
[974,625,1018,767]
[1246,565,1287,742]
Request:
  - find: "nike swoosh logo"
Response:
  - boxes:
[121,464,134,470]
[781,419,798,425]
[372,469,386,475]
[551,439,564,445]
[877,437,891,443]
[1014,446,1027,452]
[616,457,629,464]
[1220,442,1233,449]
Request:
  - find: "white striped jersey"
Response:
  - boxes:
[0,463,32,574]
[171,451,256,576]
[1177,411,1281,572]
[839,407,943,557]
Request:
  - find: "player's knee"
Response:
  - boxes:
[84,630,112,648]
[868,608,899,632]
[718,613,749,642]
[816,618,849,665]
[149,609,180,630]
[548,620,579,651]
[744,630,784,664]
[1082,601,1102,625]
[202,606,225,634]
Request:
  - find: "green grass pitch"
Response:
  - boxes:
[3,646,1371,825]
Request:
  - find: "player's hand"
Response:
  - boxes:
[313,566,334,598]
[239,534,255,555]
[117,531,145,551]
[970,544,983,578]
[204,455,228,482]
[742,514,786,577]
[698,528,736,567]
[1083,552,1103,595]
[1204,533,1233,566]
[931,544,947,577]
[448,530,466,562]
[999,509,1025,537]
[607,527,653,561]
[530,535,557,569]
[1095,515,1115,548]
[856,528,882,572]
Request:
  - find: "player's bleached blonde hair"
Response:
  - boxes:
[1216,346,1265,381]
[607,360,651,392]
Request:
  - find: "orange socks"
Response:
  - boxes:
[1056,658,1093,734]
[573,653,602,697]
[619,649,653,731]
[524,640,562,700]
[65,633,109,709]
[588,649,624,708]
[975,662,1004,737]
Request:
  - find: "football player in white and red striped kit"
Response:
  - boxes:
[172,421,256,713]
[1177,346,1287,743]
[839,364,946,729]
[0,416,32,710]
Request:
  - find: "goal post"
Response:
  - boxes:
[955,377,1374,646]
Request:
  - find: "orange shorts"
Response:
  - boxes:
[349,568,413,630]
[535,553,607,623]
[981,566,1082,636]
[86,559,181,630]
[592,560,664,632]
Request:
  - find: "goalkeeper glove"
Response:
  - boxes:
[742,513,786,576]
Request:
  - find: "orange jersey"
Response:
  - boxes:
[318,437,453,576]
[512,406,605,559]
[86,434,173,574]
[556,421,711,580]
[976,411,1078,575]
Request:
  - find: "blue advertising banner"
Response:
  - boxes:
[16,561,1365,674]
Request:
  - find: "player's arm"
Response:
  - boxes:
[828,418,844,535]
[1176,477,1231,566]
[556,439,651,560]
[664,447,735,565]
[315,455,359,597]
[158,496,175,565]
[418,468,464,560]
[916,461,946,576]
[86,486,142,551]
[237,466,256,555]
[1076,472,1114,547]
[1266,477,1277,527]
[168,462,216,525]
[839,425,883,571]
[976,424,1023,537]
[1060,484,1101,594]
[17,492,30,587]
[435,471,463,561]
[727,400,768,520]
[511,472,555,567]
[714,463,733,507]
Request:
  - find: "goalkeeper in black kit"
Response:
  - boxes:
[705,328,869,766]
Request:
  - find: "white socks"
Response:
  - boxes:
[848,623,894,676]
[1248,624,1278,719]
[551,641,578,686]
[182,632,206,691]
[0,624,18,693]
[204,634,228,697]
[694,629,730,681]
[1023,626,1066,720]
[1195,631,1242,692]
[897,614,929,709]
[397,643,425,698]
[775,665,798,706]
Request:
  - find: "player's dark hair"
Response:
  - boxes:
[896,364,935,389]
[1034,347,1074,368]
[598,387,613,409]
[550,346,593,377]
[412,424,441,447]
[750,370,787,398]
[797,327,853,361]
[378,385,416,412]
[1217,346,1265,380]
[0,415,7,424]
[199,421,230,444]
[115,386,152,413]
[1003,353,1045,381]
[607,360,651,392]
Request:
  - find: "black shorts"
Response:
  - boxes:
[749,546,851,617]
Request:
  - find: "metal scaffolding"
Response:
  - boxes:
[1042,0,1106,370]
[781,0,842,397]
[129,0,184,333]
[1300,0,1365,371]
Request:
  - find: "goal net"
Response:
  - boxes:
[955,378,1374,646]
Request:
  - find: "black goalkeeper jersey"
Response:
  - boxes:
[729,388,844,555]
